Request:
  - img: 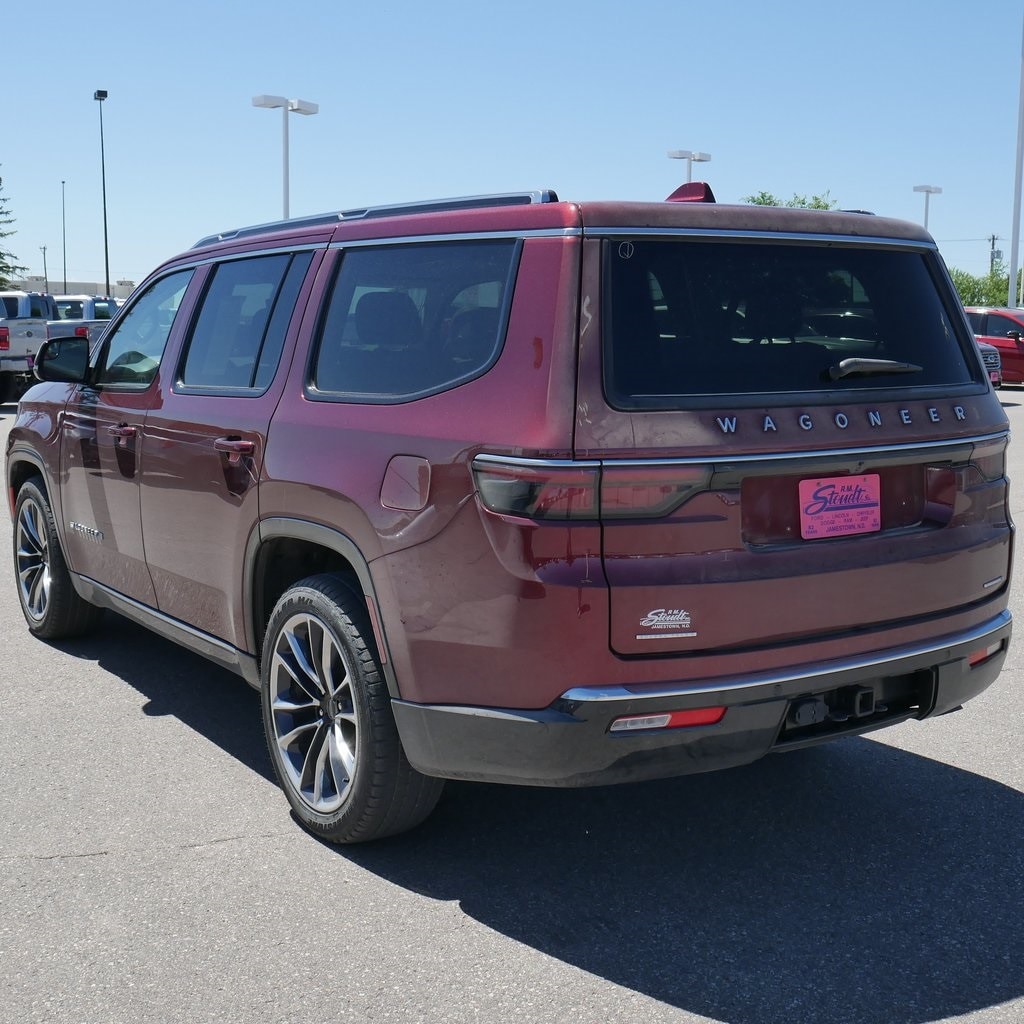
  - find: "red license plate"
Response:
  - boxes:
[798,473,881,540]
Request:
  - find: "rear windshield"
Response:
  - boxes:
[603,238,977,408]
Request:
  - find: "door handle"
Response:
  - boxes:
[214,437,256,464]
[107,424,136,446]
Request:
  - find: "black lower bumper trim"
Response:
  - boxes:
[391,613,1011,787]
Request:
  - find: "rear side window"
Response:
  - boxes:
[603,239,977,409]
[179,251,312,392]
[311,239,518,403]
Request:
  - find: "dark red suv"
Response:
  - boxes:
[7,186,1013,842]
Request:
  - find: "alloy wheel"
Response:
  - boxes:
[267,612,359,813]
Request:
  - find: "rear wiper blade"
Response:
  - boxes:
[827,357,923,381]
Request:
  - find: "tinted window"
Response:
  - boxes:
[180,252,311,391]
[965,310,985,333]
[312,240,517,402]
[984,313,1022,339]
[603,239,976,408]
[94,299,116,320]
[96,270,193,386]
[0,297,16,318]
[57,299,83,319]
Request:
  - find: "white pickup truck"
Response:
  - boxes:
[0,291,56,404]
[0,291,113,404]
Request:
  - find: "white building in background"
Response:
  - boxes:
[11,276,136,300]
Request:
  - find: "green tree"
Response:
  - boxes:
[0,170,26,287]
[947,260,1017,307]
[743,190,838,210]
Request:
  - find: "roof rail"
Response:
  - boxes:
[192,190,559,249]
[340,190,559,220]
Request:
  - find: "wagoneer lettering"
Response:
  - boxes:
[7,183,1013,843]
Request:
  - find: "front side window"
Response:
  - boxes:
[311,240,518,402]
[179,251,312,392]
[603,239,977,408]
[96,270,193,387]
[984,313,1022,339]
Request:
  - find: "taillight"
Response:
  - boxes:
[74,326,90,338]
[0,326,8,352]
[600,462,712,517]
[472,457,711,521]
[473,458,600,520]
[970,437,1008,482]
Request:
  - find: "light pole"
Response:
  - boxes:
[94,89,110,295]
[61,180,67,293]
[40,246,48,293]
[252,94,319,219]
[668,149,711,182]
[913,184,942,231]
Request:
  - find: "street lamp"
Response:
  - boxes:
[252,94,319,219]
[668,149,712,182]
[913,184,942,230]
[94,89,110,295]
[61,180,67,293]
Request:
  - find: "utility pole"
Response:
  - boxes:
[991,234,1003,274]
[40,246,48,293]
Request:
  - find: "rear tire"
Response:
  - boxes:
[260,574,444,843]
[13,477,103,638]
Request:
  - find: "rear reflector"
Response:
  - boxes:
[968,642,1002,667]
[610,706,726,732]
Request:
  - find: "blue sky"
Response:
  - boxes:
[4,0,1024,287]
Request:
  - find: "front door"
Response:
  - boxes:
[58,269,195,606]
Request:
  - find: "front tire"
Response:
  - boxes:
[260,574,444,843]
[13,477,103,638]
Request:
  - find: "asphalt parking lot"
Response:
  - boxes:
[2,396,1023,1024]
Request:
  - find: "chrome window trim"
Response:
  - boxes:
[473,430,1009,471]
[164,242,327,274]
[560,610,1012,704]
[328,228,581,251]
[582,227,938,250]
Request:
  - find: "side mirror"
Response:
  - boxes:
[33,336,90,383]
[1008,331,1022,343]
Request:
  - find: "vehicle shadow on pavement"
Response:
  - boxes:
[50,613,274,784]
[49,615,1024,1023]
[347,740,1024,1024]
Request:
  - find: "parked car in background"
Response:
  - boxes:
[7,186,1013,843]
[0,291,58,404]
[978,340,1003,387]
[54,294,118,322]
[965,306,1024,384]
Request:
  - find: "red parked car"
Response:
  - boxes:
[965,306,1024,384]
[7,186,1013,842]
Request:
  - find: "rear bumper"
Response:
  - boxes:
[392,611,1011,786]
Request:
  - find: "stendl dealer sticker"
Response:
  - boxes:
[798,473,881,540]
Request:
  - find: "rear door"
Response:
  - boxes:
[575,235,1012,658]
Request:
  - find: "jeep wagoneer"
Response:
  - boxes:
[7,183,1013,842]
